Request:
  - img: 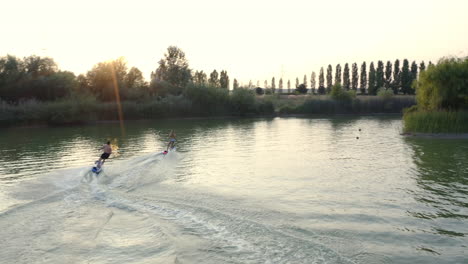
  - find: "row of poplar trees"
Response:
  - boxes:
[261,59,430,95]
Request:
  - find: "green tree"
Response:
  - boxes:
[271,77,276,93]
[233,78,239,89]
[209,70,219,87]
[303,74,307,88]
[392,59,401,94]
[219,70,229,89]
[385,61,392,89]
[360,62,367,94]
[343,63,350,90]
[193,70,207,85]
[311,72,316,93]
[410,61,418,86]
[368,62,377,95]
[351,63,358,91]
[152,46,191,88]
[296,84,307,94]
[334,64,342,85]
[287,80,291,93]
[279,78,283,91]
[326,64,333,92]
[295,77,299,88]
[318,67,325,94]
[419,61,426,73]
[86,57,128,101]
[401,59,412,94]
[376,60,385,89]
[415,57,468,110]
[264,80,268,88]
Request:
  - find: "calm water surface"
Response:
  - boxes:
[0,116,467,264]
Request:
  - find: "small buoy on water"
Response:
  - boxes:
[358,128,361,131]
[356,136,359,139]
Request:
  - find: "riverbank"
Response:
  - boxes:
[1,94,415,128]
[403,110,468,134]
[402,132,468,139]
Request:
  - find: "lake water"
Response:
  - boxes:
[0,116,467,264]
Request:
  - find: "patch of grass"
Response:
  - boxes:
[403,110,468,133]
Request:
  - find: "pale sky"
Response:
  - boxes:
[1,0,467,86]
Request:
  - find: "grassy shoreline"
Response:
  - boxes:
[403,110,468,134]
[1,95,415,127]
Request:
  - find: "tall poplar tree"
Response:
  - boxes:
[209,70,219,87]
[360,62,367,94]
[219,70,229,89]
[295,77,299,88]
[385,61,392,89]
[279,78,283,91]
[287,80,291,93]
[311,71,316,93]
[376,60,384,89]
[334,64,342,85]
[343,63,350,90]
[392,59,401,94]
[400,59,411,94]
[368,62,377,95]
[233,79,239,89]
[410,61,418,94]
[319,67,325,94]
[271,77,276,93]
[351,63,358,91]
[264,80,268,88]
[303,75,307,87]
[326,64,333,92]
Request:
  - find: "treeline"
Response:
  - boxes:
[258,60,432,95]
[0,46,237,103]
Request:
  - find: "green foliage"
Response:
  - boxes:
[230,88,256,115]
[326,65,333,92]
[368,62,377,95]
[152,46,191,88]
[343,63,350,90]
[401,59,413,94]
[334,64,341,85]
[209,70,219,87]
[385,61,392,89]
[376,61,385,89]
[351,63,358,91]
[403,111,468,133]
[319,67,325,88]
[219,70,229,89]
[149,79,182,97]
[296,84,307,94]
[415,57,468,111]
[278,95,414,115]
[377,88,394,99]
[183,83,229,115]
[255,87,264,95]
[330,83,355,102]
[392,59,401,94]
[360,62,367,94]
[310,72,316,93]
[0,55,75,102]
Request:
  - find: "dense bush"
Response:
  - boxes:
[255,87,264,95]
[183,83,230,115]
[415,57,468,111]
[230,88,256,115]
[330,83,355,102]
[296,84,307,94]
